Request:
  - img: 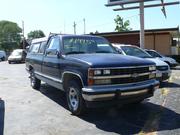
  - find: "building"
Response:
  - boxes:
[93,27,179,55]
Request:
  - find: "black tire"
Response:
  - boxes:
[8,61,11,64]
[30,70,41,90]
[1,57,5,61]
[66,80,86,115]
[131,99,144,105]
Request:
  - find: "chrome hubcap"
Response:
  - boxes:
[69,87,79,111]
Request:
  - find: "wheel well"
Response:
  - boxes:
[165,61,170,65]
[63,74,83,91]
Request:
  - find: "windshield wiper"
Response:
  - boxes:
[66,51,85,55]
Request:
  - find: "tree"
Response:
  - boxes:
[27,30,45,39]
[114,15,132,32]
[0,20,22,52]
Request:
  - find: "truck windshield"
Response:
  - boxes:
[63,37,117,55]
[121,46,152,58]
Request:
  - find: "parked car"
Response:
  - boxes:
[112,44,171,82]
[8,49,26,64]
[26,35,159,115]
[0,50,6,61]
[145,49,178,68]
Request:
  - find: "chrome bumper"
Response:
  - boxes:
[82,79,159,101]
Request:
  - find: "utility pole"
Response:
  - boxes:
[83,18,86,34]
[73,21,77,35]
[22,20,24,38]
[22,20,25,49]
[140,2,145,49]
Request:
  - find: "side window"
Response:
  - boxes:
[48,37,59,50]
[30,43,40,53]
[46,37,60,56]
[39,42,47,54]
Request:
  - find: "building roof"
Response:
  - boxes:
[93,27,179,36]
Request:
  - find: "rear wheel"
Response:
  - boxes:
[8,61,11,64]
[66,80,86,115]
[30,70,41,90]
[1,57,5,61]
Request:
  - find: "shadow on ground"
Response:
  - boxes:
[0,99,4,135]
[39,84,180,135]
[160,81,180,89]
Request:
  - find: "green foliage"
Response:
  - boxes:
[27,30,45,39]
[114,15,132,32]
[0,20,22,52]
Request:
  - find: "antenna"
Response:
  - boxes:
[73,22,77,35]
[83,18,86,34]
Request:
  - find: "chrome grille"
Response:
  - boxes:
[111,66,149,75]
[91,66,155,85]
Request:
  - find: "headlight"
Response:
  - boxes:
[88,68,111,85]
[149,66,156,71]
[89,69,111,76]
[94,70,102,75]
[103,69,111,75]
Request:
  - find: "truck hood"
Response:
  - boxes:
[145,58,168,66]
[66,54,155,68]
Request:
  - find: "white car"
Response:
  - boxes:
[145,49,178,68]
[113,44,171,82]
[0,50,6,61]
[8,49,26,64]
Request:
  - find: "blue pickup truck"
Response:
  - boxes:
[26,34,159,115]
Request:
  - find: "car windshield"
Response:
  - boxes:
[12,51,22,56]
[63,37,117,55]
[121,46,152,58]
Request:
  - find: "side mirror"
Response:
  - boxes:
[115,48,122,54]
[46,49,62,58]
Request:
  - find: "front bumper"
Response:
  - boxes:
[8,58,23,62]
[82,79,159,104]
[156,70,171,81]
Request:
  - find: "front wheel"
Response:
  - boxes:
[66,81,86,115]
[30,70,41,90]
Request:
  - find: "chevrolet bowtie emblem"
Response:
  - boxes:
[131,73,139,78]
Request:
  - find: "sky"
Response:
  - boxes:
[0,0,179,37]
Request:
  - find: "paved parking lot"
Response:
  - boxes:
[0,62,180,135]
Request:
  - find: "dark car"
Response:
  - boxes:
[26,35,159,115]
[0,50,6,61]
